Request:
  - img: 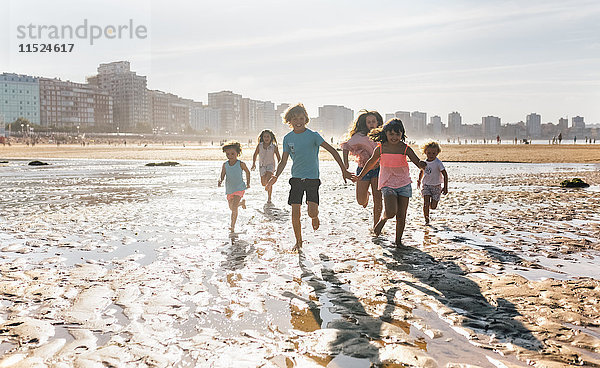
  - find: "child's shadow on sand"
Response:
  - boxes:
[221,235,254,271]
[378,243,542,351]
[257,202,288,223]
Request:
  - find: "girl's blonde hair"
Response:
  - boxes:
[346,109,383,138]
[421,141,441,154]
[222,140,242,156]
[283,103,309,126]
[258,129,277,144]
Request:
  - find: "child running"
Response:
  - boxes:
[266,103,353,251]
[218,141,251,233]
[341,109,384,228]
[251,129,281,203]
[354,119,427,245]
[417,141,448,224]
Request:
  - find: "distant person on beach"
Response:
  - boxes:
[354,119,427,245]
[417,141,448,224]
[251,129,281,203]
[218,141,250,233]
[266,103,353,251]
[341,109,384,228]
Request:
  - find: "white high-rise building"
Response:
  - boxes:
[430,115,443,136]
[208,90,242,136]
[572,116,585,129]
[88,61,148,132]
[526,113,541,137]
[317,105,354,137]
[447,112,462,136]
[411,111,427,136]
[482,116,501,137]
[394,111,412,131]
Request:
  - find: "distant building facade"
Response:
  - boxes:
[482,115,501,137]
[190,102,220,134]
[447,111,462,136]
[572,116,585,129]
[316,105,354,137]
[526,113,541,137]
[88,61,148,132]
[0,73,40,125]
[429,115,443,136]
[39,78,113,130]
[208,90,242,136]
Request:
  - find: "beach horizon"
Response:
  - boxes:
[1,143,600,163]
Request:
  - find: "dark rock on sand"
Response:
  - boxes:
[560,178,590,188]
[145,161,180,167]
[28,161,49,166]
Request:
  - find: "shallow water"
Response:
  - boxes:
[0,159,599,367]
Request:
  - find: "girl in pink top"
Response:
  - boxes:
[341,110,383,227]
[354,119,427,245]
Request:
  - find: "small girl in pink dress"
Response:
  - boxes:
[354,119,427,245]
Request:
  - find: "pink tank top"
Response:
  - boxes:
[378,143,412,190]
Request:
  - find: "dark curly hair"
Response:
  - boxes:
[368,118,407,143]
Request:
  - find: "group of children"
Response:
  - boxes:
[218,104,449,249]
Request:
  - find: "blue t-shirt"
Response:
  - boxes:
[224,160,246,194]
[282,128,325,179]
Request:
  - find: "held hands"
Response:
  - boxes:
[251,163,256,171]
[418,160,428,169]
[342,169,355,183]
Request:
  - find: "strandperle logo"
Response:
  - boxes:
[16,19,148,45]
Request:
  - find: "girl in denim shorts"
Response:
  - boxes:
[354,119,427,245]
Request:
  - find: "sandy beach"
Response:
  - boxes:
[0,153,599,366]
[1,143,600,163]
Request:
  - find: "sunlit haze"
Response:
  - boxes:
[2,0,599,123]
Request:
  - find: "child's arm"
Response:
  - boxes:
[241,162,251,189]
[218,163,226,187]
[342,149,350,169]
[406,145,427,169]
[354,146,381,181]
[417,169,424,188]
[274,145,281,163]
[320,141,353,182]
[251,145,259,170]
[441,169,448,194]
[266,151,289,190]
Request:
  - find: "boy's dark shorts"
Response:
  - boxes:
[288,178,321,205]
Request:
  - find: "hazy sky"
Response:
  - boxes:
[2,0,599,124]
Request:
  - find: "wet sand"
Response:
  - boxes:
[0,158,599,366]
[1,143,600,162]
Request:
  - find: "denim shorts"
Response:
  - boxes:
[381,183,412,198]
[357,166,380,181]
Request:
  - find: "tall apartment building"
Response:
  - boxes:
[526,113,541,137]
[88,61,148,132]
[558,117,568,132]
[385,113,395,123]
[147,89,194,133]
[317,105,354,137]
[394,111,412,131]
[190,102,220,134]
[39,78,113,131]
[482,116,501,137]
[429,115,443,136]
[447,112,462,136]
[208,90,242,136]
[572,116,585,129]
[411,111,427,136]
[0,73,40,125]
[257,100,277,132]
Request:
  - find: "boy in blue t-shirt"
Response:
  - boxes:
[266,103,353,250]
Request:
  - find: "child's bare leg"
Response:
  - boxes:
[356,180,370,208]
[263,172,273,202]
[395,196,410,245]
[375,193,397,236]
[371,178,382,228]
[229,196,241,232]
[307,201,319,230]
[430,199,439,210]
[291,204,303,249]
[423,195,431,224]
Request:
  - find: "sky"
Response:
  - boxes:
[2,0,600,124]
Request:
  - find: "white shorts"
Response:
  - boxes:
[259,164,275,177]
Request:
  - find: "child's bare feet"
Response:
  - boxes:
[374,218,386,236]
[240,199,246,209]
[292,240,303,252]
[312,217,320,230]
[394,239,403,246]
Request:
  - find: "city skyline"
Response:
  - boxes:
[2,0,599,124]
